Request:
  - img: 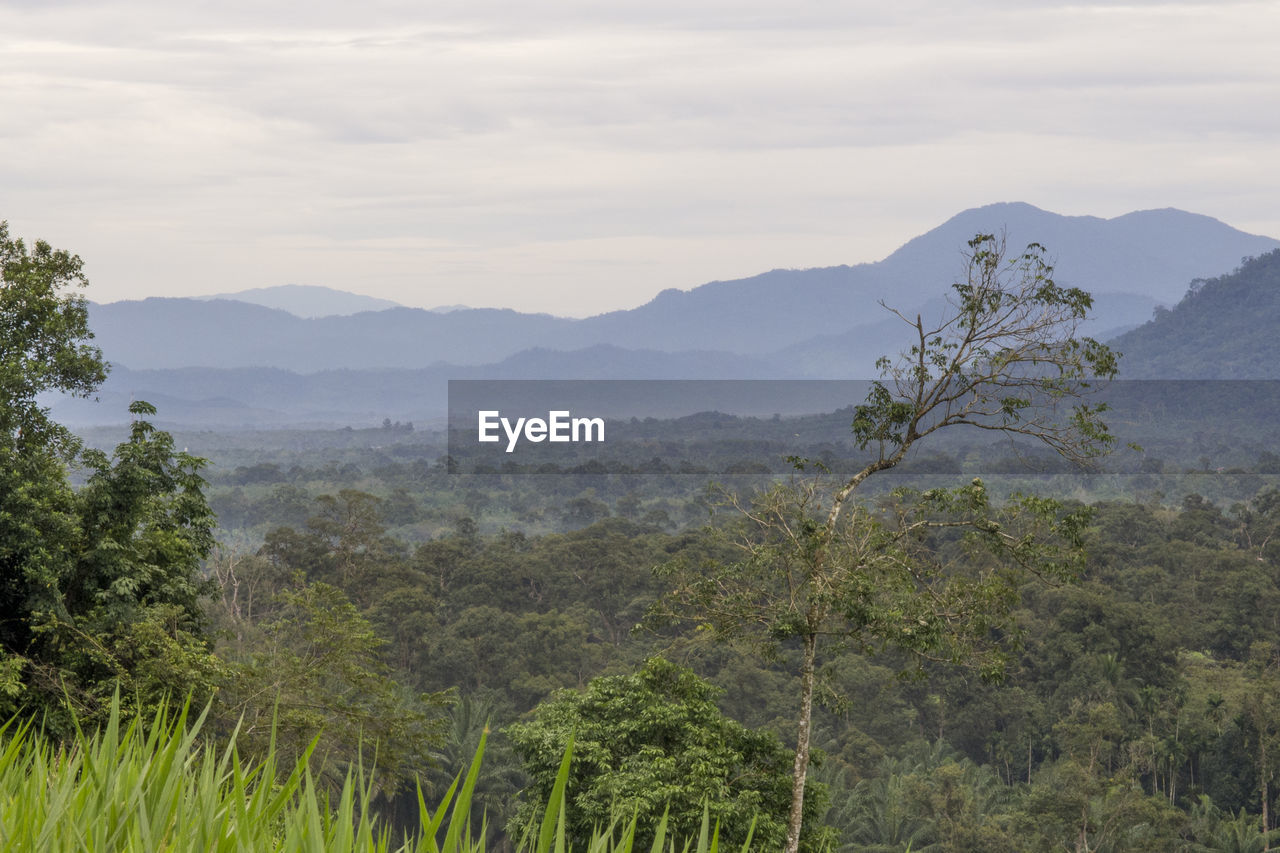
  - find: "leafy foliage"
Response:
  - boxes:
[1115,248,1280,379]
[214,577,452,798]
[0,222,226,734]
[651,233,1119,852]
[658,478,1090,675]
[850,233,1118,470]
[0,693,769,853]
[1,402,223,732]
[0,221,106,457]
[507,657,829,850]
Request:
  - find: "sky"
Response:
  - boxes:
[2,0,1278,317]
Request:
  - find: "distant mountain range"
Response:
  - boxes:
[59,202,1280,427]
[196,284,403,317]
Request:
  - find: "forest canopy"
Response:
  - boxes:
[5,222,1280,850]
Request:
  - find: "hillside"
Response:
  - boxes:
[1112,249,1280,378]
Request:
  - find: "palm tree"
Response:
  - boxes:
[1187,795,1279,853]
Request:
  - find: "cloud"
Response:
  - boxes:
[1,0,1277,313]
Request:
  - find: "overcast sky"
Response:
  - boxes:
[2,1,1277,316]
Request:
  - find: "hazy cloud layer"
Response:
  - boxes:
[2,0,1277,315]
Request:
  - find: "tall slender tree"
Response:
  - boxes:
[653,233,1120,853]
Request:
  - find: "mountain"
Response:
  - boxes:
[90,203,1278,376]
[544,204,1278,355]
[196,284,403,317]
[86,300,575,371]
[871,203,1277,305]
[1111,249,1280,378]
[66,203,1280,426]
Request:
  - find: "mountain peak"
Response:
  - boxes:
[877,203,1279,304]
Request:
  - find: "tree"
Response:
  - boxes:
[826,745,1022,852]
[1,223,220,731]
[0,220,106,457]
[2,221,109,691]
[506,656,831,850]
[1239,643,1280,849]
[1187,794,1280,853]
[212,578,452,797]
[2,401,224,730]
[423,692,523,843]
[258,489,409,608]
[652,234,1120,853]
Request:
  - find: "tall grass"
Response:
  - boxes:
[0,698,755,852]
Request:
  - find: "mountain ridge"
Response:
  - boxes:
[195,284,403,317]
[90,202,1277,373]
[67,202,1280,426]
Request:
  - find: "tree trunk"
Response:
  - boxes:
[1263,733,1270,853]
[784,631,818,853]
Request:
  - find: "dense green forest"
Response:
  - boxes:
[184,484,1280,850]
[1115,249,1280,378]
[7,222,1280,851]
